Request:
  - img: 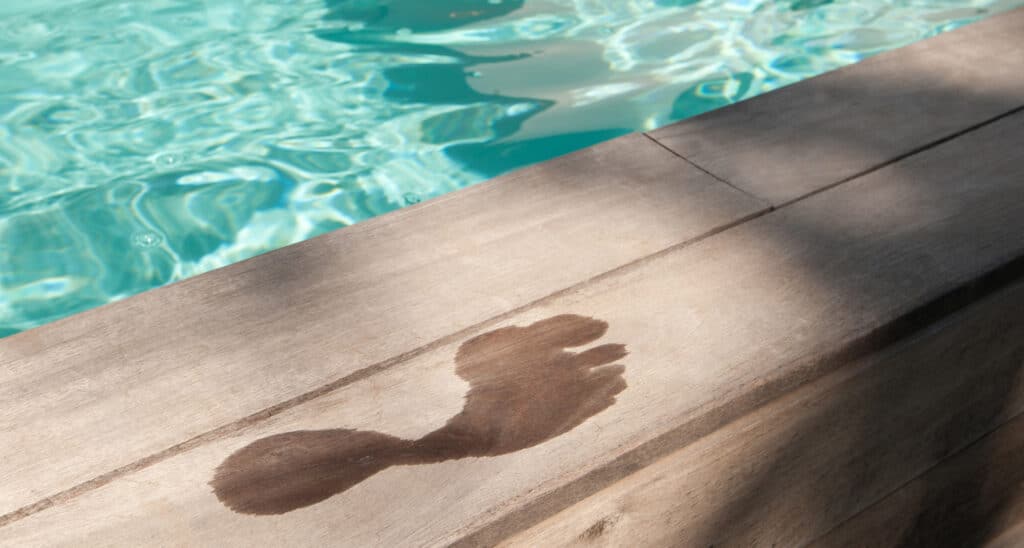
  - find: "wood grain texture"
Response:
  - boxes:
[210,314,629,516]
[812,413,1024,548]
[648,6,1024,206]
[2,107,1023,546]
[0,133,765,518]
[504,281,1024,548]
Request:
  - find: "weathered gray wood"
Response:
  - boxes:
[812,413,1024,548]
[2,105,1023,546]
[0,133,765,518]
[504,280,1024,548]
[648,6,1024,206]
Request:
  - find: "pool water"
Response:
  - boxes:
[1,0,1021,336]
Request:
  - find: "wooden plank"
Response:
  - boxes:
[2,105,1023,545]
[987,510,1024,548]
[648,6,1024,206]
[504,280,1024,548]
[812,413,1024,548]
[0,133,766,518]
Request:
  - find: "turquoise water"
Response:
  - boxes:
[1,0,1022,336]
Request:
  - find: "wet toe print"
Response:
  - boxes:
[211,314,628,515]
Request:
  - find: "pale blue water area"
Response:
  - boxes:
[1,0,1022,336]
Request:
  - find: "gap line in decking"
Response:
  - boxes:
[639,133,770,206]
[3,97,1021,530]
[455,249,1024,547]
[0,207,775,529]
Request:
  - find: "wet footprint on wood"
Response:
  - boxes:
[211,314,628,515]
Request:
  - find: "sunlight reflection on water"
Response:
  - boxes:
[1,0,1021,334]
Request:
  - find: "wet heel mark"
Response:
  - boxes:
[211,314,628,515]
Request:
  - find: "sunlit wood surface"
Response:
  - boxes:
[1,7,1023,547]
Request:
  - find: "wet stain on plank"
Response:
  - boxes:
[211,314,628,515]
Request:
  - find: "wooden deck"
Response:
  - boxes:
[2,7,1023,547]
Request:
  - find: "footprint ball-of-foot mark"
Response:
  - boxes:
[211,314,628,515]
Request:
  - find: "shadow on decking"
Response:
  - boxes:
[454,68,1024,546]
[228,65,1024,545]
[669,79,1024,546]
[245,27,1024,541]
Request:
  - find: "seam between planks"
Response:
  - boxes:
[804,394,1024,547]
[645,103,1024,209]
[802,329,1024,548]
[451,248,1024,547]
[2,92,1022,534]
[0,206,769,530]
[639,132,772,207]
[771,103,1024,210]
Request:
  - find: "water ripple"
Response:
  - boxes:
[1,0,1022,334]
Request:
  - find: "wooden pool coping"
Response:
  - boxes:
[2,8,1024,546]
